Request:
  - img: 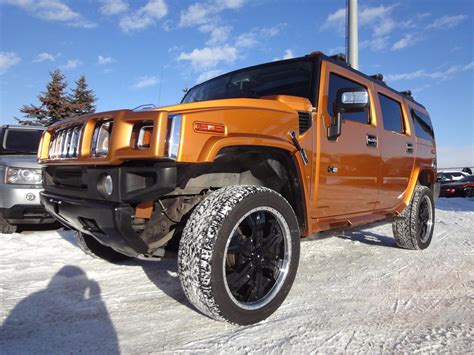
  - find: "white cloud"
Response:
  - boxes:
[235,33,258,48]
[427,15,468,29]
[322,5,399,52]
[235,25,284,49]
[99,0,128,16]
[360,36,390,51]
[33,52,57,63]
[202,25,232,46]
[196,69,223,83]
[359,5,396,26]
[321,8,345,30]
[385,61,474,82]
[391,33,421,51]
[2,0,96,28]
[178,46,237,69]
[132,76,159,89]
[0,52,21,74]
[179,0,246,27]
[119,0,167,32]
[97,55,116,65]
[273,49,294,61]
[60,59,82,70]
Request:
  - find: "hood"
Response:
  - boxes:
[0,154,40,169]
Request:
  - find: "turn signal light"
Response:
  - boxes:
[194,122,226,134]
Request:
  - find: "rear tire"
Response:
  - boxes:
[74,231,131,263]
[392,185,435,250]
[178,185,300,325]
[0,213,17,234]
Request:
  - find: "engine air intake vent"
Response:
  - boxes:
[298,111,312,135]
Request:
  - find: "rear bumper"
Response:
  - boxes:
[40,192,147,257]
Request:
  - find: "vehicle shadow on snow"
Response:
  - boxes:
[124,257,195,311]
[0,265,120,354]
[337,231,398,248]
[56,230,194,310]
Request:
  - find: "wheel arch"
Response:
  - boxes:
[178,144,308,235]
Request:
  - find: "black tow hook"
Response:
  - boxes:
[289,130,309,165]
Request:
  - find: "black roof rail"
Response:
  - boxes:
[370,74,384,83]
[400,90,413,98]
[329,53,347,64]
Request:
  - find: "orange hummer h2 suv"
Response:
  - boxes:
[39,52,439,325]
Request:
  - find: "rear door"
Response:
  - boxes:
[375,88,416,210]
[313,62,381,218]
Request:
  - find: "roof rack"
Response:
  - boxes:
[400,90,413,98]
[329,53,347,64]
[370,74,385,83]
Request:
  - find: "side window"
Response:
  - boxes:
[411,109,434,140]
[327,73,369,124]
[378,94,405,134]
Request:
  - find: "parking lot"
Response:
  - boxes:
[1,197,473,353]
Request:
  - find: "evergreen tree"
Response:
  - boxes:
[17,69,73,126]
[69,75,96,116]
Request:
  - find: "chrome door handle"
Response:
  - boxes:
[366,134,378,147]
[406,143,414,153]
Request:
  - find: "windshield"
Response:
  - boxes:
[182,58,314,104]
[1,128,43,155]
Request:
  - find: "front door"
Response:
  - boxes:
[313,63,381,218]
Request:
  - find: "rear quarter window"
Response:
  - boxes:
[411,109,434,140]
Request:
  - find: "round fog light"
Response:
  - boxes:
[99,174,113,197]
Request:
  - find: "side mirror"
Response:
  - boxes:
[327,87,369,141]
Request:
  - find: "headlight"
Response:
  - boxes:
[5,167,42,185]
[166,114,182,160]
[91,121,112,157]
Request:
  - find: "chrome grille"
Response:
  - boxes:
[48,125,83,159]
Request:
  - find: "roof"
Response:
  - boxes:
[314,52,426,109]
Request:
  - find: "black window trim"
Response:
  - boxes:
[327,71,372,125]
[377,92,407,135]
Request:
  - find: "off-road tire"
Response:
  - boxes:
[178,185,300,325]
[392,185,435,250]
[0,213,17,234]
[74,231,131,263]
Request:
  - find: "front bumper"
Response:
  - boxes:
[0,184,54,224]
[41,192,147,257]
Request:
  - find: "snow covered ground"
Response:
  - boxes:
[1,198,473,353]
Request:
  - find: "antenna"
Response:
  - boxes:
[346,0,359,70]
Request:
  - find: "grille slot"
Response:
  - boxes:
[298,111,312,135]
[48,125,83,159]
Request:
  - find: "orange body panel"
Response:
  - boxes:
[39,56,436,238]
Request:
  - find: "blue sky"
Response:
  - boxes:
[0,0,473,167]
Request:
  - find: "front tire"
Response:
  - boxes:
[178,186,300,325]
[74,231,131,263]
[392,185,435,250]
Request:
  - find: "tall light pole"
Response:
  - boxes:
[346,0,359,70]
